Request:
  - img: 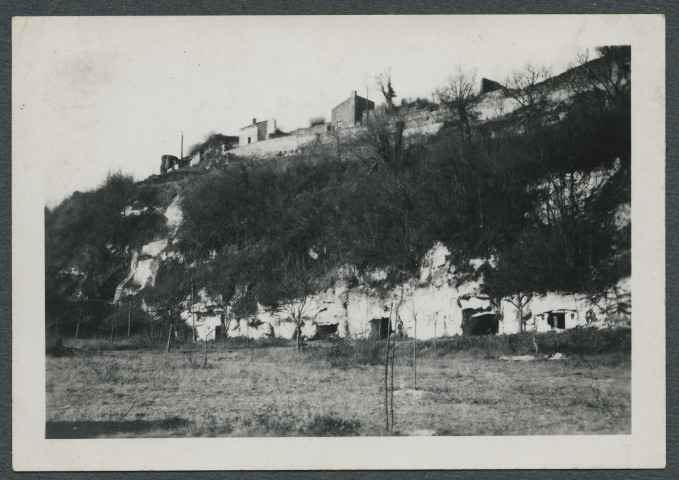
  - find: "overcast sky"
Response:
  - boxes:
[12,16,627,207]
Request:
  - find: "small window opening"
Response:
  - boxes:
[369,318,391,340]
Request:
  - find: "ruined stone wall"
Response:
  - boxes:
[228,106,447,162]
[230,132,315,158]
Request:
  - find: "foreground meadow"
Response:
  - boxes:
[46,333,630,438]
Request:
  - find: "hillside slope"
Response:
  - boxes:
[45,51,631,344]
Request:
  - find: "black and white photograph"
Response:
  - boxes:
[12,14,665,470]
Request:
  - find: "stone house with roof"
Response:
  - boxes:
[331,90,375,129]
[239,118,277,147]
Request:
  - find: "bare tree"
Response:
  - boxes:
[506,292,533,333]
[376,69,397,111]
[565,49,595,97]
[362,112,406,172]
[567,46,631,105]
[278,294,313,353]
[505,64,553,126]
[273,263,317,353]
[409,297,419,390]
[435,68,482,143]
[331,128,343,180]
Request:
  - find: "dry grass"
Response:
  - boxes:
[46,340,630,438]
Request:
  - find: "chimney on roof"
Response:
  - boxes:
[252,118,257,126]
[352,90,357,98]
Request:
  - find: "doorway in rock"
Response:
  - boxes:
[547,312,566,330]
[369,317,391,340]
[462,311,499,336]
[313,323,339,340]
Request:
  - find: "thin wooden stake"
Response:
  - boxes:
[433,313,437,356]
[390,312,396,432]
[384,320,391,432]
[204,335,208,369]
[166,321,172,353]
[413,314,418,390]
[75,303,82,340]
[191,274,196,342]
[384,301,394,433]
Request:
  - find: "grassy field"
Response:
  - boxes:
[46,332,630,438]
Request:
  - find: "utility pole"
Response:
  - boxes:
[180,131,184,160]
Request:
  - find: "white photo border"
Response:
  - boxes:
[12,14,666,471]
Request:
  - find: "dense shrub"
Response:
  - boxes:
[304,339,390,369]
[300,328,629,369]
[430,327,630,358]
[302,414,361,436]
[187,132,238,158]
[400,97,438,111]
[309,116,326,126]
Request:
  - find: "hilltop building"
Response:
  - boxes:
[480,78,506,94]
[160,154,190,174]
[331,90,375,129]
[239,118,277,147]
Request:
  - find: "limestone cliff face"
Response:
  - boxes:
[189,243,628,341]
[113,196,184,301]
[115,198,630,342]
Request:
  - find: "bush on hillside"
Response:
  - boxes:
[309,116,326,127]
[187,132,238,158]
